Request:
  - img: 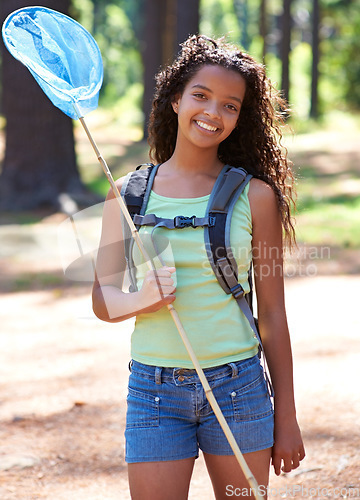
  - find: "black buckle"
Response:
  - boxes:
[174,215,196,228]
[230,283,244,300]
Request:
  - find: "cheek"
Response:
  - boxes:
[222,118,239,142]
[226,114,241,134]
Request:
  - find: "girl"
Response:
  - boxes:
[92,35,305,499]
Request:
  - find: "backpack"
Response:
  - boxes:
[121,163,273,396]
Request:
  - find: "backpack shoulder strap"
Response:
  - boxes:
[204,165,252,296]
[120,163,159,292]
[205,166,273,397]
[204,167,261,342]
[121,163,159,219]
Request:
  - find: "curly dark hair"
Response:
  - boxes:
[148,35,296,246]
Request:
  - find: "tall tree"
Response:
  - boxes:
[175,0,200,53]
[142,0,166,138]
[280,0,292,106]
[0,0,91,211]
[259,0,268,63]
[310,0,320,118]
[142,0,200,137]
[233,0,250,51]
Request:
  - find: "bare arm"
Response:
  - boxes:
[92,178,176,323]
[248,178,305,475]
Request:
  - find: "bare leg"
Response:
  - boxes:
[204,448,271,499]
[128,457,196,500]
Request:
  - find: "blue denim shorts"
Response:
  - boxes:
[125,355,274,463]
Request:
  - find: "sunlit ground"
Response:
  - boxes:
[0,110,359,498]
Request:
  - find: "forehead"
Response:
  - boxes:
[186,64,246,97]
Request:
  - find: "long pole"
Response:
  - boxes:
[78,114,263,498]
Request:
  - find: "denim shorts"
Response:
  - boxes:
[125,355,274,463]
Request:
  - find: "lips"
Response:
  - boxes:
[195,120,219,132]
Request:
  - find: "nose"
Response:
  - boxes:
[204,100,221,119]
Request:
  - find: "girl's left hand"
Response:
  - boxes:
[272,417,306,475]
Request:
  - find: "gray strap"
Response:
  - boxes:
[120,172,136,289]
[120,165,160,292]
[133,214,214,229]
[140,164,160,216]
[203,165,235,293]
[224,173,253,278]
[215,216,274,399]
[211,167,248,212]
[205,164,231,211]
[204,167,252,294]
[120,171,132,198]
[133,214,160,226]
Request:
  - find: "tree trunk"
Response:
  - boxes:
[142,0,200,137]
[175,0,200,50]
[0,0,91,211]
[233,0,250,51]
[310,0,320,119]
[142,0,166,137]
[260,0,268,62]
[280,0,292,106]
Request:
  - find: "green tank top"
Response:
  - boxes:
[130,182,258,368]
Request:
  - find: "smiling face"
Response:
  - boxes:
[172,64,246,154]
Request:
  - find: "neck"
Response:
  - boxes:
[165,137,223,175]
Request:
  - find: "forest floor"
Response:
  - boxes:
[0,219,359,499]
[1,122,360,499]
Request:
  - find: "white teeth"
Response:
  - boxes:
[196,121,218,132]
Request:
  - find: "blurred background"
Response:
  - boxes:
[1,0,359,267]
[0,0,359,258]
[0,2,359,497]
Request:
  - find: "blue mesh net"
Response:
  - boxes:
[2,6,103,120]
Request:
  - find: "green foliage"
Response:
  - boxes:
[71,0,143,115]
[320,0,360,110]
[289,43,312,118]
[296,196,360,248]
[104,82,143,127]
[200,0,262,51]
[200,0,241,42]
[286,112,360,248]
[67,0,360,124]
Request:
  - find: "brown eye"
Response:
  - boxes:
[226,104,238,112]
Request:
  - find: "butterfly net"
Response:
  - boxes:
[2,6,103,119]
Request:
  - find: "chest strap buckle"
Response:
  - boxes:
[174,215,196,228]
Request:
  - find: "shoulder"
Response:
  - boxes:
[248,177,277,205]
[248,177,280,227]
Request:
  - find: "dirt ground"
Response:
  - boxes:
[0,214,360,499]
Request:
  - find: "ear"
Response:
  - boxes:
[171,96,180,114]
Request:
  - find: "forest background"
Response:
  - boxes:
[0,0,359,251]
[0,1,359,497]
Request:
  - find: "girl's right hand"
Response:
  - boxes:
[137,266,176,314]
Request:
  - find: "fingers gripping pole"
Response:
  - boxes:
[78,114,263,499]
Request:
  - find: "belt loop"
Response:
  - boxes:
[128,360,133,372]
[155,366,162,385]
[228,362,238,378]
